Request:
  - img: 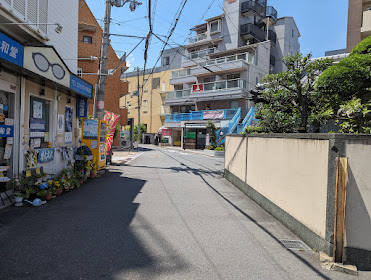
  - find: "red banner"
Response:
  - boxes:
[162,129,172,137]
[104,111,120,153]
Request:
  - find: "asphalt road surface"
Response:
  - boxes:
[0,146,369,279]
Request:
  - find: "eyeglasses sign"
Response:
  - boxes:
[32,52,66,80]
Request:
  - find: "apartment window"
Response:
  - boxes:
[210,20,221,34]
[127,101,131,113]
[163,56,170,66]
[77,68,83,78]
[292,29,294,37]
[256,77,259,85]
[152,78,160,89]
[143,79,148,92]
[204,76,216,83]
[143,100,148,113]
[83,35,93,44]
[227,74,240,80]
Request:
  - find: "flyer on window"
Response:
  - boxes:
[65,106,73,144]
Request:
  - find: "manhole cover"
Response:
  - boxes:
[279,239,312,251]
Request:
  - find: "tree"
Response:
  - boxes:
[134,123,146,142]
[206,121,217,147]
[255,53,333,133]
[316,36,371,101]
[316,36,371,133]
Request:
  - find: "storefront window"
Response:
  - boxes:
[0,90,14,176]
[29,96,50,149]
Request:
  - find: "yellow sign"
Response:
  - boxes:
[26,170,32,177]
[36,168,41,175]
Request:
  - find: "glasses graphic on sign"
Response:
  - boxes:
[32,52,65,80]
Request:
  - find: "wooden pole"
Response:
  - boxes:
[333,157,348,263]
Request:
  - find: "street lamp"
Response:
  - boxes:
[1,22,63,34]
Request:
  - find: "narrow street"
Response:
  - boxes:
[0,146,366,279]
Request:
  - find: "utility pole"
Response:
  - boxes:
[94,0,141,120]
[136,67,141,144]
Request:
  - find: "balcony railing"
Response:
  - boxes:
[182,48,217,61]
[270,55,276,67]
[165,108,240,122]
[266,6,278,22]
[241,0,266,18]
[188,32,207,44]
[192,79,247,94]
[171,68,192,79]
[199,52,256,67]
[268,30,277,44]
[241,23,265,42]
[166,89,191,99]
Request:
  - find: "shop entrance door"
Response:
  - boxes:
[196,129,206,150]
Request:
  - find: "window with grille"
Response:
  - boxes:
[83,36,93,44]
[127,101,131,113]
[152,78,160,89]
[143,100,148,113]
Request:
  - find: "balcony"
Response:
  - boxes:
[267,30,277,45]
[188,32,207,44]
[165,89,194,105]
[361,10,371,38]
[165,108,240,122]
[241,1,266,18]
[191,53,255,76]
[181,48,217,67]
[169,68,197,85]
[190,79,248,101]
[264,6,278,26]
[241,23,265,43]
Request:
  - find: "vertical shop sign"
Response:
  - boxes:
[77,97,88,118]
[65,106,73,144]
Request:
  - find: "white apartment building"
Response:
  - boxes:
[164,0,300,149]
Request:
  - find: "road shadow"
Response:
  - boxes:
[0,170,188,279]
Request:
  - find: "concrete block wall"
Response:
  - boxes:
[225,134,371,269]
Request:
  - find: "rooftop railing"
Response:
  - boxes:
[241,0,266,18]
[266,6,278,22]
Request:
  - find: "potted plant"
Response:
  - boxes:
[36,189,48,201]
[54,180,63,196]
[90,162,97,178]
[42,172,49,182]
[36,173,43,183]
[10,176,24,207]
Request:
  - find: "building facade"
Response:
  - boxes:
[0,0,93,183]
[120,47,184,144]
[347,0,371,53]
[164,0,300,149]
[78,0,128,147]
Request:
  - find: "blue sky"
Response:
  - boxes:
[84,0,349,71]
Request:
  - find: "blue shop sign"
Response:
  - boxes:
[0,32,24,67]
[70,75,93,98]
[38,148,55,163]
[77,97,88,118]
[0,125,14,137]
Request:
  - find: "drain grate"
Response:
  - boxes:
[279,239,312,251]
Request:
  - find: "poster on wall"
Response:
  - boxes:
[57,114,64,134]
[83,119,98,140]
[65,106,73,144]
[3,144,12,160]
[33,100,43,119]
